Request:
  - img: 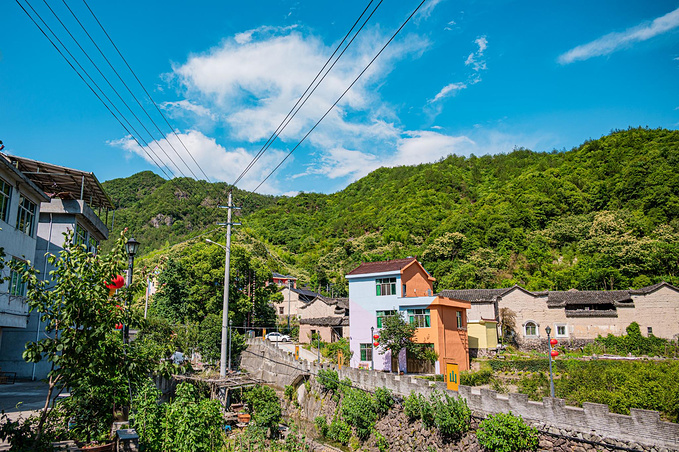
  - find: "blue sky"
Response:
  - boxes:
[1,0,678,195]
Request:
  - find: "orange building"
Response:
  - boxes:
[347,258,470,373]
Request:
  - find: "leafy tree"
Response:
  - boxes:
[14,231,139,442]
[244,385,282,437]
[378,312,433,372]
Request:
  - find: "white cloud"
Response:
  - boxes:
[108,130,288,193]
[430,36,487,103]
[431,82,467,102]
[394,131,475,166]
[558,7,679,64]
[161,100,217,120]
[417,0,445,20]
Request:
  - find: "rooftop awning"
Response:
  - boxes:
[2,154,114,210]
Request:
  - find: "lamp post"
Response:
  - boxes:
[370,326,375,371]
[545,326,555,398]
[125,237,140,345]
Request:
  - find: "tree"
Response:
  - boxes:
[244,385,281,437]
[378,312,436,372]
[15,231,139,442]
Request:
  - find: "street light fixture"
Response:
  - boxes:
[545,326,555,398]
[371,326,375,370]
[124,237,140,344]
[206,238,226,250]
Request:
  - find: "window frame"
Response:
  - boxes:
[524,321,538,337]
[456,310,463,329]
[376,310,396,328]
[0,178,11,223]
[376,277,397,296]
[75,223,88,247]
[15,195,37,236]
[555,324,568,338]
[360,343,373,362]
[9,258,27,297]
[407,308,431,328]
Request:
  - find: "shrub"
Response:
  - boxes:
[374,387,394,415]
[404,392,421,420]
[317,369,339,392]
[460,368,493,386]
[432,392,471,438]
[517,372,549,401]
[341,388,377,440]
[328,419,351,445]
[477,412,538,452]
[374,430,389,452]
[284,385,295,401]
[314,416,328,437]
[419,394,435,427]
[244,385,282,437]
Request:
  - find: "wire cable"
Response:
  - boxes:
[40,0,187,178]
[230,0,381,188]
[60,0,201,181]
[15,0,173,179]
[253,0,428,193]
[81,0,213,183]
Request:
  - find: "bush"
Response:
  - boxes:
[314,416,328,437]
[460,368,493,386]
[374,430,389,452]
[328,419,351,445]
[244,385,282,437]
[341,388,377,440]
[404,392,421,420]
[432,392,471,438]
[317,369,339,392]
[374,387,394,415]
[517,372,549,401]
[284,385,296,401]
[477,412,538,452]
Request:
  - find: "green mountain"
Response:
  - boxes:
[103,127,679,295]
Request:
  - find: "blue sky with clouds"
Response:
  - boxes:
[1,0,678,195]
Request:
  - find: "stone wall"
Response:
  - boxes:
[242,339,679,451]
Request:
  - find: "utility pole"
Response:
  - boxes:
[287,280,292,332]
[218,191,240,377]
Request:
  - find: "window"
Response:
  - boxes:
[360,343,373,361]
[647,327,653,336]
[556,324,568,337]
[88,236,99,255]
[9,259,27,297]
[403,284,407,296]
[376,278,396,296]
[0,178,11,222]
[75,223,88,247]
[524,321,537,337]
[456,310,463,329]
[279,307,284,315]
[407,309,430,328]
[16,195,36,236]
[376,310,396,328]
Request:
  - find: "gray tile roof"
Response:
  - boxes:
[438,288,512,302]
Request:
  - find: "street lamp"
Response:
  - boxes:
[371,326,375,370]
[206,238,226,250]
[125,237,140,344]
[545,326,555,398]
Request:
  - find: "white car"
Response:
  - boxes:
[266,332,291,342]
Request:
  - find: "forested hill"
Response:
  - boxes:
[104,128,679,295]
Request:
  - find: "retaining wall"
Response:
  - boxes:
[241,339,679,451]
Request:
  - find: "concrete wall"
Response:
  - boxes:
[467,321,498,350]
[242,339,679,450]
[274,288,304,319]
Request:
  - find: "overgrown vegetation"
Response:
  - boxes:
[403,390,471,438]
[477,412,539,452]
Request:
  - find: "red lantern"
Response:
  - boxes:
[114,323,123,330]
[373,334,380,340]
[551,350,559,357]
[550,338,558,346]
[373,341,379,347]
[105,275,126,296]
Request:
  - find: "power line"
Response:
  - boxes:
[39,0,187,178]
[15,0,173,180]
[81,0,213,183]
[253,0,428,193]
[60,0,202,181]
[230,0,382,188]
